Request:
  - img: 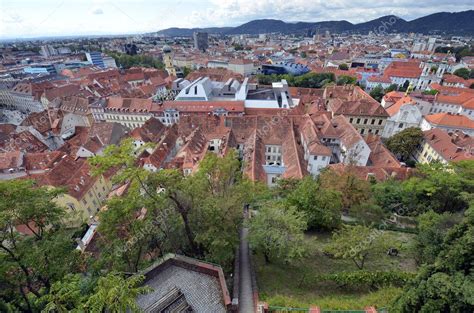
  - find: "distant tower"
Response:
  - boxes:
[193,32,209,51]
[162,45,176,76]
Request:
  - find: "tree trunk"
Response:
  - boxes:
[180,211,200,256]
[169,193,200,256]
[133,244,143,272]
[0,244,41,297]
[19,285,33,312]
[263,251,270,264]
[352,257,364,270]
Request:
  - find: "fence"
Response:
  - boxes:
[266,305,382,313]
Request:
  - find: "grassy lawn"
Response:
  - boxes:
[255,230,417,310]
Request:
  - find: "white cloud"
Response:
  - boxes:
[1,0,472,38]
[187,0,474,27]
[2,12,23,24]
[91,7,104,15]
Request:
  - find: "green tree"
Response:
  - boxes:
[248,204,307,263]
[38,274,88,313]
[385,127,424,161]
[324,225,394,270]
[108,52,164,69]
[453,67,470,80]
[350,201,386,225]
[384,84,398,93]
[399,80,410,92]
[372,178,411,214]
[413,211,460,265]
[319,167,372,211]
[85,273,151,313]
[370,85,385,102]
[91,141,252,270]
[338,63,349,70]
[336,75,357,86]
[95,187,162,272]
[393,206,474,312]
[182,66,192,78]
[285,176,342,230]
[0,180,80,311]
[422,89,438,95]
[403,162,471,214]
[256,72,335,88]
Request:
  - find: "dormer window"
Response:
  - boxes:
[265,145,282,166]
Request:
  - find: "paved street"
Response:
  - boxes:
[238,227,254,313]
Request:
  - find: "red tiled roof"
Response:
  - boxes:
[30,155,97,200]
[386,95,416,117]
[384,61,422,79]
[106,97,153,112]
[365,134,401,168]
[367,75,392,83]
[163,101,245,113]
[24,151,65,171]
[43,84,82,102]
[436,92,473,106]
[425,113,474,130]
[329,163,412,181]
[423,128,474,162]
[0,151,23,170]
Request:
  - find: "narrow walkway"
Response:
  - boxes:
[238,226,254,313]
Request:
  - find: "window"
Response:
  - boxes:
[271,175,281,184]
[371,119,375,125]
[364,119,368,124]
[378,119,383,125]
[313,155,318,160]
[322,156,326,161]
[398,123,404,128]
[265,145,282,165]
[375,130,379,135]
[360,129,365,134]
[82,199,87,205]
[349,118,353,123]
[67,203,76,211]
[356,118,361,124]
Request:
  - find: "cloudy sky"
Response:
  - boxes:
[0,0,472,38]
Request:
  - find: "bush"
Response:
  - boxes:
[315,271,415,289]
[262,287,403,310]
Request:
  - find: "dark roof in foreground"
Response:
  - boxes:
[136,254,231,313]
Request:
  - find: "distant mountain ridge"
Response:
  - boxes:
[156,10,474,36]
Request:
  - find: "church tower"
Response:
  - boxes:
[162,45,176,76]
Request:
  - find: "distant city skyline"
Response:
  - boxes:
[1,0,473,39]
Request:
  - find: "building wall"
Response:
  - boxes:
[389,76,419,89]
[228,63,254,76]
[428,102,461,115]
[366,81,392,91]
[0,91,44,113]
[347,115,387,135]
[382,105,423,138]
[413,141,447,164]
[339,140,370,166]
[54,174,112,224]
[104,111,152,129]
[307,154,330,176]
